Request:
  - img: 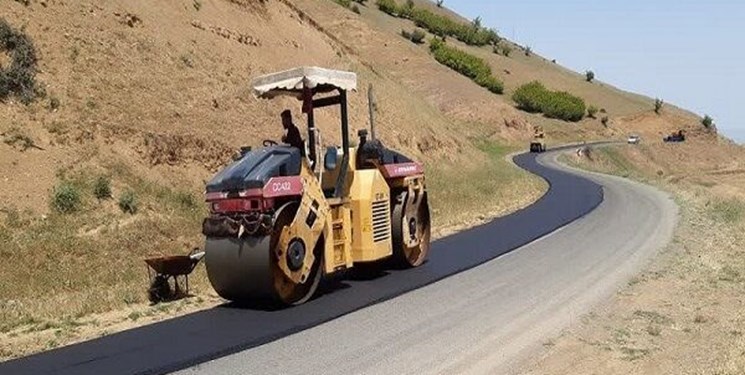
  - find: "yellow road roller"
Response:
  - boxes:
[202,67,431,305]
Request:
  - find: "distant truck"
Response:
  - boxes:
[627,134,640,144]
[663,130,686,143]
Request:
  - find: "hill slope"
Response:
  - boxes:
[0,0,736,359]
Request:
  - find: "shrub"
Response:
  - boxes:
[524,46,532,56]
[512,81,548,113]
[501,43,512,57]
[377,1,498,46]
[52,183,81,214]
[512,81,587,122]
[119,191,138,214]
[601,116,609,127]
[654,98,664,114]
[48,96,60,111]
[585,70,595,82]
[436,0,444,7]
[402,28,426,44]
[376,0,399,15]
[702,115,714,129]
[351,4,360,13]
[542,91,586,121]
[93,176,112,200]
[587,105,598,119]
[429,39,503,94]
[334,0,352,6]
[0,18,41,104]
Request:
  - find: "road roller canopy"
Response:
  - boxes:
[251,67,357,99]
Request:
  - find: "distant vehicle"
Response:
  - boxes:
[530,126,547,153]
[627,135,640,144]
[663,130,686,143]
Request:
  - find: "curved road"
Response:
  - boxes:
[0,147,677,375]
[177,150,678,375]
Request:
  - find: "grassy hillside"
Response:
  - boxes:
[0,0,734,359]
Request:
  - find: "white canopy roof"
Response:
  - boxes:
[251,67,357,99]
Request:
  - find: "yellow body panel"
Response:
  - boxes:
[348,169,393,263]
[317,147,396,269]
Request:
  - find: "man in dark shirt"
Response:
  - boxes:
[281,110,304,150]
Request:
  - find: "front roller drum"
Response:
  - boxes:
[204,203,323,306]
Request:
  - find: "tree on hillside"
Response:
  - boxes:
[585,70,595,82]
[654,98,664,114]
[472,16,482,29]
[702,115,715,130]
[436,0,444,7]
[524,46,532,56]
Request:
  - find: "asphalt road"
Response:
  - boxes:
[1,146,675,375]
[176,150,678,375]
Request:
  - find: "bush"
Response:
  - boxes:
[702,115,714,129]
[351,4,360,13]
[543,91,586,121]
[512,81,548,113]
[377,0,498,46]
[601,116,609,127]
[585,70,595,82]
[429,39,503,94]
[0,18,41,104]
[436,0,444,7]
[48,96,60,111]
[376,0,399,15]
[587,105,598,119]
[500,43,512,57]
[512,81,586,122]
[52,183,81,214]
[93,176,112,200]
[119,191,138,214]
[401,28,426,44]
[654,98,664,114]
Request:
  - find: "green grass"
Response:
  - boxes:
[426,139,544,229]
[707,198,744,224]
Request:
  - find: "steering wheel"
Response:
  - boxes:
[263,139,279,147]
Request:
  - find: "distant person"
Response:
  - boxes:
[281,110,304,151]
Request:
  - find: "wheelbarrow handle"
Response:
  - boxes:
[189,251,205,263]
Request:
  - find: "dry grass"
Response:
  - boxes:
[0,161,206,333]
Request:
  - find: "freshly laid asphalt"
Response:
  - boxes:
[0,145,604,375]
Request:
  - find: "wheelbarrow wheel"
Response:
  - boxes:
[148,275,173,303]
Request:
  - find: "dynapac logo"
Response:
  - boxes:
[395,165,418,174]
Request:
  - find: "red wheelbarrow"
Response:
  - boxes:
[145,248,205,303]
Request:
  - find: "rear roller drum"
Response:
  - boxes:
[392,191,431,268]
